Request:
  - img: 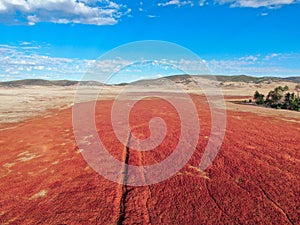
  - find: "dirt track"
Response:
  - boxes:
[0,95,299,224]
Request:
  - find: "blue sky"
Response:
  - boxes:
[0,0,300,81]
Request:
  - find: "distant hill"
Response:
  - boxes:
[200,75,283,83]
[285,77,300,83]
[129,74,300,86]
[210,75,300,84]
[171,74,299,84]
[130,74,198,86]
[0,75,299,87]
[0,79,105,87]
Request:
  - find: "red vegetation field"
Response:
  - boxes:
[0,95,299,224]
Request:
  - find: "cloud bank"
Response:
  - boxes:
[0,0,130,25]
[216,0,300,8]
[157,0,299,8]
[0,0,298,25]
[1,43,300,82]
[157,0,194,7]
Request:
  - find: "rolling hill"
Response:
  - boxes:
[0,75,299,87]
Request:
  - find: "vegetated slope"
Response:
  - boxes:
[201,75,284,83]
[168,74,300,84]
[0,79,105,87]
[1,75,299,87]
[123,74,300,86]
[0,95,299,224]
[130,74,197,86]
[285,76,300,83]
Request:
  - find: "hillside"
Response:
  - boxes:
[167,74,300,84]
[0,75,299,88]
[127,75,300,87]
[0,79,105,87]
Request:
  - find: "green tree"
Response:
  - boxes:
[255,85,299,111]
[284,92,293,103]
[253,91,265,104]
[266,85,289,105]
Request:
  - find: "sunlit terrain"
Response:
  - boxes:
[0,78,299,224]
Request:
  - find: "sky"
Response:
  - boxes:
[0,0,300,81]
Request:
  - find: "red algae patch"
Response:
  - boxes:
[0,95,299,224]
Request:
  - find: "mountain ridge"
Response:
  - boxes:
[0,75,299,87]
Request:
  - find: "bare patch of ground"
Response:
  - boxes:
[0,80,298,127]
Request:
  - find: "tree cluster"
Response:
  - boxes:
[253,85,300,111]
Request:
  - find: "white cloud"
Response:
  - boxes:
[0,0,130,25]
[147,14,158,18]
[264,53,279,60]
[0,43,89,80]
[1,43,299,81]
[239,55,259,62]
[20,41,31,45]
[0,43,139,81]
[216,0,300,8]
[199,0,207,6]
[158,0,194,7]
[207,53,300,76]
